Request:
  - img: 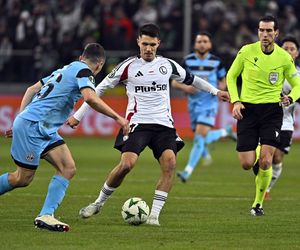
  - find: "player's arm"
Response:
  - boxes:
[171,79,197,94]
[4,81,42,138]
[78,87,128,133]
[283,60,300,105]
[168,58,229,101]
[226,50,245,120]
[19,81,43,112]
[69,77,112,125]
[218,77,226,91]
[191,76,230,102]
[68,60,130,125]
[226,50,244,104]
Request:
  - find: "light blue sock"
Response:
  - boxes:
[39,175,69,216]
[202,146,210,158]
[0,173,13,195]
[186,134,205,170]
[205,129,225,144]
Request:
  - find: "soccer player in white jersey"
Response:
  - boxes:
[67,23,230,226]
[265,36,300,199]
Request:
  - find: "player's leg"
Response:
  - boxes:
[80,125,148,218]
[265,148,283,199]
[250,103,282,214]
[177,123,210,182]
[79,152,139,218]
[266,130,292,199]
[250,144,274,214]
[147,126,180,226]
[235,104,264,215]
[0,166,35,195]
[34,142,75,232]
[147,149,176,226]
[205,124,237,144]
[201,146,213,166]
[0,117,38,195]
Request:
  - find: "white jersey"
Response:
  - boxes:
[281,65,300,131]
[73,55,219,127]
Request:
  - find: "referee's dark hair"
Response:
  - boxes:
[281,35,300,50]
[259,15,279,31]
[138,23,160,38]
[82,43,106,64]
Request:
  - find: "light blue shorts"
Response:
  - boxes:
[189,107,218,131]
[11,116,64,169]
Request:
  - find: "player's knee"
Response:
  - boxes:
[119,159,135,174]
[161,156,176,173]
[260,156,272,169]
[240,160,253,170]
[63,162,76,179]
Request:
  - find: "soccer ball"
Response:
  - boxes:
[121,197,149,225]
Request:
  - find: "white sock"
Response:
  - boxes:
[149,190,168,218]
[185,165,193,175]
[95,182,116,205]
[267,162,283,192]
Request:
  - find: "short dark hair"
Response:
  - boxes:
[196,31,212,41]
[138,23,160,38]
[259,15,279,30]
[281,35,299,50]
[82,43,106,64]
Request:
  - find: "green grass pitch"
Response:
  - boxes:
[0,137,300,249]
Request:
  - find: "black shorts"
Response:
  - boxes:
[277,130,293,154]
[237,103,283,152]
[114,124,185,159]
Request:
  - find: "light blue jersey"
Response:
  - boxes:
[12,61,95,168]
[182,52,226,128]
[19,61,95,135]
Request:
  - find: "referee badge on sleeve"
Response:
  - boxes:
[269,72,279,84]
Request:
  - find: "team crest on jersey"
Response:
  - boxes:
[159,66,167,75]
[88,76,95,85]
[269,72,279,84]
[26,153,34,162]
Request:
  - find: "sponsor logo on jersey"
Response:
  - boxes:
[159,66,167,75]
[269,72,279,84]
[135,81,167,92]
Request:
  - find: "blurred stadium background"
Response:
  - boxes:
[1,0,300,138]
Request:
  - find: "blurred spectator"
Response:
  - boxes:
[2,0,300,84]
[133,0,158,27]
[104,5,134,49]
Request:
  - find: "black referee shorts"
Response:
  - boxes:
[236,102,283,152]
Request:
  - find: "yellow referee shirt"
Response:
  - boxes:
[227,41,300,104]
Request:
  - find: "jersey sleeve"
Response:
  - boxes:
[284,57,300,102]
[226,47,245,103]
[168,59,194,84]
[217,61,226,79]
[76,68,96,91]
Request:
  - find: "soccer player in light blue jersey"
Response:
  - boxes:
[173,32,236,182]
[0,43,128,232]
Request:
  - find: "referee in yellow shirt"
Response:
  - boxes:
[227,15,300,216]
